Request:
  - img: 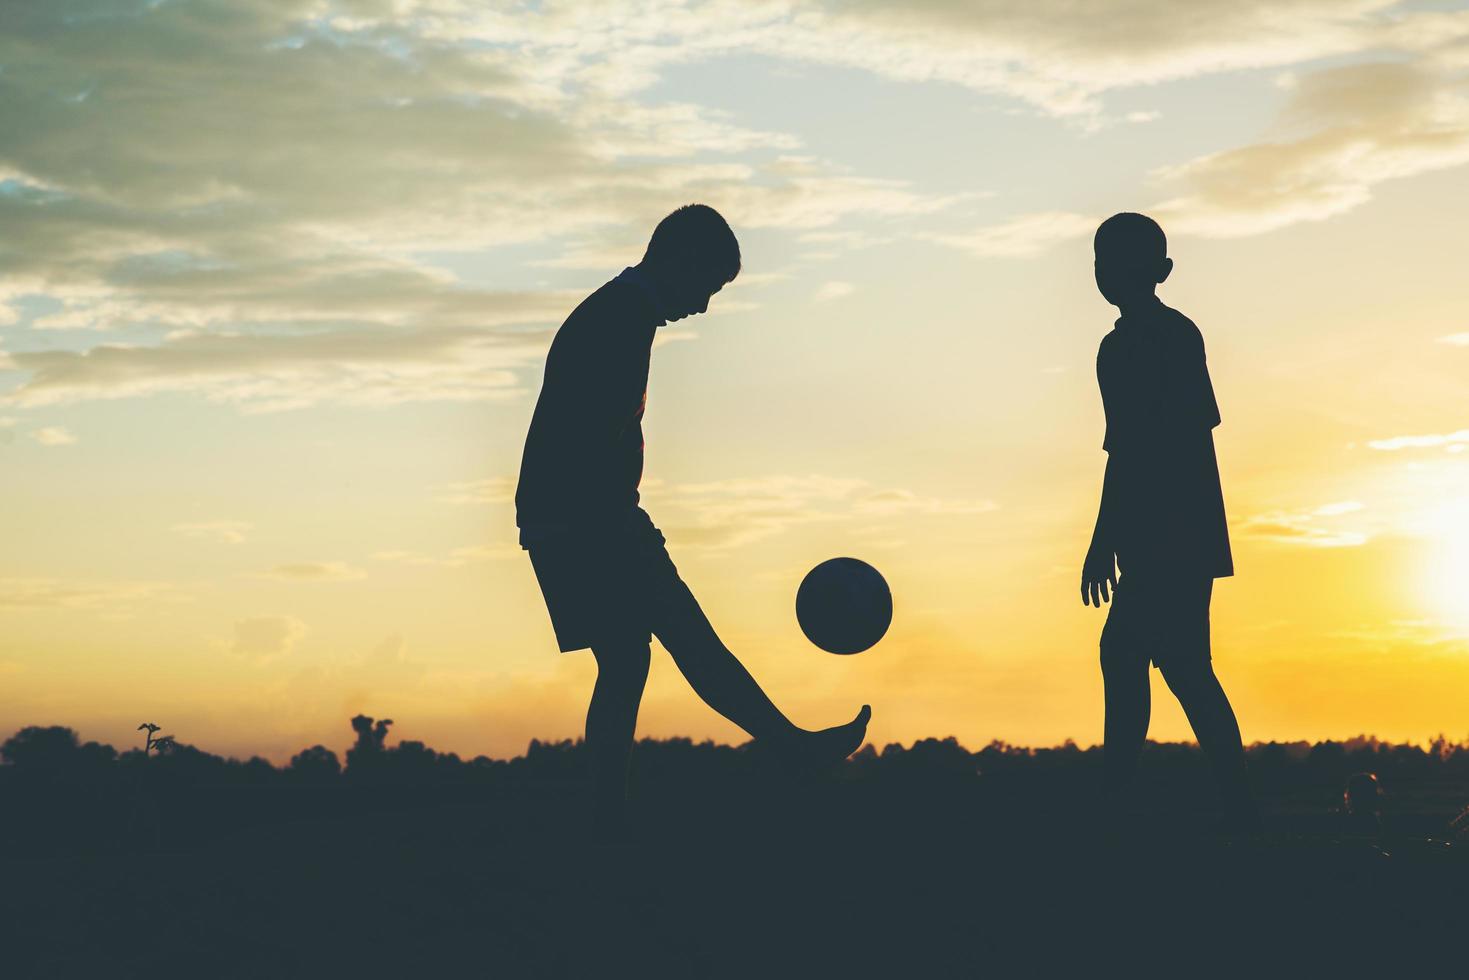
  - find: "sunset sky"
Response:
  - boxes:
[4,0,1469,763]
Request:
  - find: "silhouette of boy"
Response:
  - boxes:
[517,204,871,834]
[1080,213,1258,831]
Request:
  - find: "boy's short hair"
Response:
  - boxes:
[645,204,741,283]
[1095,212,1167,262]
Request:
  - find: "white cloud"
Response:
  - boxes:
[172,521,252,545]
[1155,61,1469,237]
[364,633,408,668]
[1239,501,1368,547]
[372,545,518,568]
[397,0,1442,118]
[929,211,1097,258]
[853,489,999,517]
[814,281,854,301]
[1368,429,1469,451]
[3,323,553,412]
[232,615,308,663]
[788,0,1418,115]
[650,474,996,550]
[930,52,1469,258]
[435,477,516,505]
[255,561,367,583]
[32,426,76,446]
[0,576,184,612]
[931,58,1469,259]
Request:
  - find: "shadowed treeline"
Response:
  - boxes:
[5,716,1469,858]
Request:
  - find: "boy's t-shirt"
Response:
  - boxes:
[515,273,664,538]
[1096,298,1233,579]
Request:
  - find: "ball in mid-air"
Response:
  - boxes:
[796,557,892,655]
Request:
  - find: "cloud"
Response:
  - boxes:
[172,521,252,545]
[256,561,367,582]
[1239,501,1368,547]
[372,544,518,568]
[400,0,1443,118]
[231,615,308,663]
[0,577,184,613]
[435,477,516,505]
[364,633,408,668]
[0,2,980,411]
[31,426,76,446]
[1439,333,1469,346]
[1154,60,1469,236]
[814,281,854,301]
[4,0,1468,418]
[928,211,1098,258]
[650,474,997,551]
[3,323,554,412]
[792,0,1417,115]
[853,489,999,517]
[928,49,1469,258]
[930,57,1469,258]
[1368,429,1469,452]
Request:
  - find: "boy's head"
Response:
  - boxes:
[1093,212,1172,309]
[642,204,741,321]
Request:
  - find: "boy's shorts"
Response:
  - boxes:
[521,508,678,653]
[1101,570,1214,669]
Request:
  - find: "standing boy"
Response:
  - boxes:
[517,204,871,834]
[1080,212,1258,831]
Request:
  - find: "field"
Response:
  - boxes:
[4,726,1468,977]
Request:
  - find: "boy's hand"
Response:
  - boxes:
[1081,545,1117,607]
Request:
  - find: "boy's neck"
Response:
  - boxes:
[1114,291,1162,321]
[623,261,671,320]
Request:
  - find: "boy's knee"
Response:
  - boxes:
[1159,658,1214,694]
[592,640,652,684]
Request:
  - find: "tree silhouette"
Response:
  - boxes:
[289,745,342,782]
[346,715,394,775]
[1,725,117,777]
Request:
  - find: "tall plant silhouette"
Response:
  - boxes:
[130,722,174,850]
[137,722,176,756]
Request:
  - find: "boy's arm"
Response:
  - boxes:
[1084,341,1120,607]
[1081,454,1120,607]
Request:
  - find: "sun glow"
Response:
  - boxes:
[1421,498,1469,632]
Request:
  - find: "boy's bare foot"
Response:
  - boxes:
[770,705,871,770]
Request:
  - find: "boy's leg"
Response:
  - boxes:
[1155,578,1258,826]
[648,561,869,762]
[1100,617,1151,800]
[1158,658,1255,820]
[651,573,797,741]
[587,640,652,831]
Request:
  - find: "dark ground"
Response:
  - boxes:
[4,730,1468,977]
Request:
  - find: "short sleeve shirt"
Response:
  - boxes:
[515,274,664,534]
[1096,300,1233,578]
